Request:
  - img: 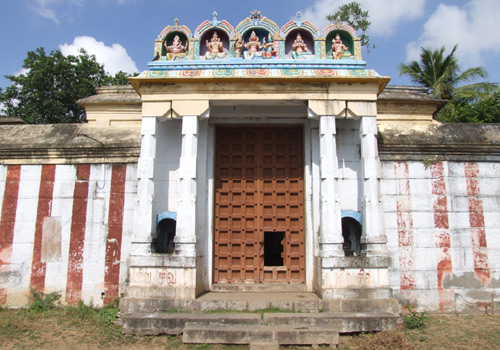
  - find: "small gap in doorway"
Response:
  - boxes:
[264,231,284,266]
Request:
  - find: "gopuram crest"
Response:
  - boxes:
[146,11,376,80]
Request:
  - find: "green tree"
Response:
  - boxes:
[399,45,498,101]
[327,1,372,48]
[400,45,499,123]
[436,92,500,123]
[0,48,134,124]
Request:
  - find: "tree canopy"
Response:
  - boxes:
[399,45,499,123]
[327,1,372,49]
[399,45,498,102]
[0,48,134,124]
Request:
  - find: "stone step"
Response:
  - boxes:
[182,323,339,345]
[249,339,280,350]
[211,283,307,293]
[122,312,261,335]
[120,292,321,313]
[196,292,321,312]
[263,312,398,332]
[122,311,398,336]
[321,298,401,314]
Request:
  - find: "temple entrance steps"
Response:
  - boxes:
[120,291,400,314]
[121,292,400,345]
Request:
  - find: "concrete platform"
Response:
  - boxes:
[196,292,321,312]
[182,323,339,345]
[121,291,400,344]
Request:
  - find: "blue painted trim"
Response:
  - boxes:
[157,211,177,224]
[341,210,362,224]
[148,58,367,71]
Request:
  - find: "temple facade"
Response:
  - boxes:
[0,12,499,316]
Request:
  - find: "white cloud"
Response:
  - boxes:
[406,0,500,67]
[300,0,426,36]
[29,0,120,24]
[30,0,60,24]
[59,36,139,75]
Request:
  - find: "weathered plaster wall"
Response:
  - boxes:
[381,160,500,312]
[0,163,137,307]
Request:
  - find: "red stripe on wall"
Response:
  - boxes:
[30,165,56,292]
[464,163,490,284]
[0,165,22,304]
[430,162,454,310]
[103,164,126,304]
[395,162,416,292]
[65,164,91,304]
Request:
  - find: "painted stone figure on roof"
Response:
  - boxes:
[205,31,227,59]
[332,34,351,60]
[164,35,188,60]
[263,33,276,59]
[244,31,264,59]
[291,33,312,59]
[233,34,244,58]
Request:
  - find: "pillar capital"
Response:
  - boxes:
[172,100,209,118]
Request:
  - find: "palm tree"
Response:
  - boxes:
[399,45,498,102]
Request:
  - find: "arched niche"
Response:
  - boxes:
[326,30,354,59]
[341,211,362,256]
[161,31,189,56]
[154,211,177,254]
[284,29,315,57]
[199,29,230,57]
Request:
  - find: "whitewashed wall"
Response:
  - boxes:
[0,163,137,307]
[336,119,362,213]
[2,158,500,312]
[381,160,500,312]
[154,119,182,214]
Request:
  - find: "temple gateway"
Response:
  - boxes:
[1,11,499,343]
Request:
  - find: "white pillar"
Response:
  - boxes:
[319,116,343,258]
[174,115,198,257]
[131,116,158,255]
[359,116,388,256]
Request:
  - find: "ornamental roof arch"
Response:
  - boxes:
[280,12,319,38]
[194,11,235,39]
[158,18,192,40]
[235,10,280,36]
[322,19,357,38]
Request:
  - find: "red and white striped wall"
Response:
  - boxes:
[382,160,500,312]
[0,163,137,306]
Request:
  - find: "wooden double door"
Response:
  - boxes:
[214,127,305,284]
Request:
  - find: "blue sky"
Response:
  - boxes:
[1,0,499,91]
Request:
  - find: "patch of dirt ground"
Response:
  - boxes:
[1,308,500,350]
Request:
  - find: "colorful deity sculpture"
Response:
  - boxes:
[332,34,351,60]
[164,35,188,60]
[291,33,312,59]
[205,31,227,59]
[233,34,244,58]
[262,33,276,59]
[243,31,264,59]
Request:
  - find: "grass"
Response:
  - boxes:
[1,294,500,350]
[338,314,500,350]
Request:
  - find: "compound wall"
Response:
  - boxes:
[381,160,500,312]
[0,163,137,307]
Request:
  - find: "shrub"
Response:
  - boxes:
[27,289,61,312]
[403,305,428,330]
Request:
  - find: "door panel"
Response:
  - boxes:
[214,127,305,284]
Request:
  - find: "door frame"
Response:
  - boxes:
[204,119,317,290]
